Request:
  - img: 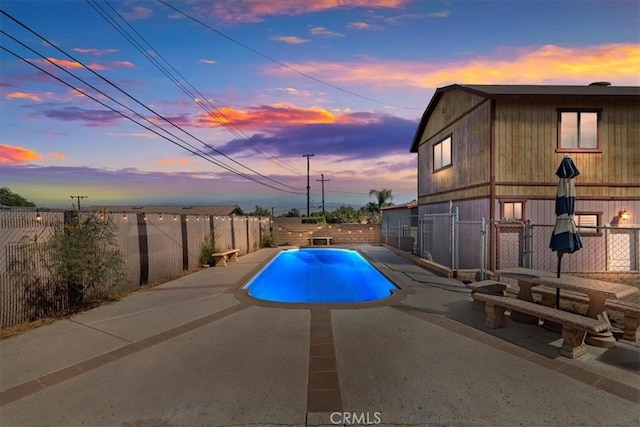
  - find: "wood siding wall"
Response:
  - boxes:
[417,90,491,204]
[418,91,639,211]
[494,97,640,199]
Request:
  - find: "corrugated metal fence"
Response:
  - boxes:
[0,210,271,328]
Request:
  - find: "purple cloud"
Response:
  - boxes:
[41,106,123,127]
[215,113,418,160]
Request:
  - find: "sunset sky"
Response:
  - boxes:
[1,0,639,214]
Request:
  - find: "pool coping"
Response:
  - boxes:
[233,245,409,310]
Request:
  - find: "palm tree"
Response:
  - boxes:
[368,188,393,211]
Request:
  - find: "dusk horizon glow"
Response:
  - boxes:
[1,0,639,215]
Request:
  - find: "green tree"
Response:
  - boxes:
[0,187,35,207]
[326,205,362,224]
[282,208,301,217]
[249,205,271,216]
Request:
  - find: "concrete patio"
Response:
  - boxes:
[1,245,638,426]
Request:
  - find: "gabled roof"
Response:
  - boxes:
[409,83,640,152]
[89,205,246,216]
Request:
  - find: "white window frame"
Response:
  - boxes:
[558,110,600,151]
[502,201,524,220]
[433,135,452,171]
[575,213,600,234]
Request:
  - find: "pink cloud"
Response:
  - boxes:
[121,6,153,20]
[195,104,373,130]
[110,61,135,68]
[272,35,309,44]
[44,57,83,69]
[265,43,640,88]
[156,158,192,166]
[6,91,42,102]
[73,48,119,56]
[347,22,371,30]
[196,0,408,23]
[0,144,41,165]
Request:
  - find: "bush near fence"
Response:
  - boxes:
[1,210,271,328]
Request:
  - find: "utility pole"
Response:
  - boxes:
[70,195,88,211]
[316,173,330,215]
[302,154,314,217]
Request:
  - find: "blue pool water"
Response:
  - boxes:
[244,248,398,303]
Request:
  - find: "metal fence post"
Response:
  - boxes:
[384,215,389,245]
[524,220,533,268]
[450,207,458,271]
[479,217,487,280]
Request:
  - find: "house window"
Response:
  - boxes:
[502,201,523,220]
[575,213,600,234]
[433,136,452,171]
[558,110,599,151]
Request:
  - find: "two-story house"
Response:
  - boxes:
[410,83,639,272]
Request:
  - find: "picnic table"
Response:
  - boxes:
[532,275,639,348]
[495,267,558,324]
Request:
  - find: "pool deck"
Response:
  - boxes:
[1,244,638,426]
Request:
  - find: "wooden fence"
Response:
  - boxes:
[0,210,270,328]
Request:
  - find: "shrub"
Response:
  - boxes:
[260,233,275,248]
[8,212,125,319]
[199,238,218,266]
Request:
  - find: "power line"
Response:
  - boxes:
[157,0,418,111]
[0,9,304,195]
[91,0,299,174]
[0,42,278,191]
[0,38,301,195]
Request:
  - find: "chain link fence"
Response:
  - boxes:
[382,211,639,283]
[1,210,271,328]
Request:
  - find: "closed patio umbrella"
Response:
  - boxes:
[549,155,582,307]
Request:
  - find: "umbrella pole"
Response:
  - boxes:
[555,253,562,308]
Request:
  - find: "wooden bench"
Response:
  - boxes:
[211,249,239,267]
[473,292,609,359]
[532,286,640,342]
[308,236,332,246]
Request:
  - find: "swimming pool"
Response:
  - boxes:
[244,248,399,303]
